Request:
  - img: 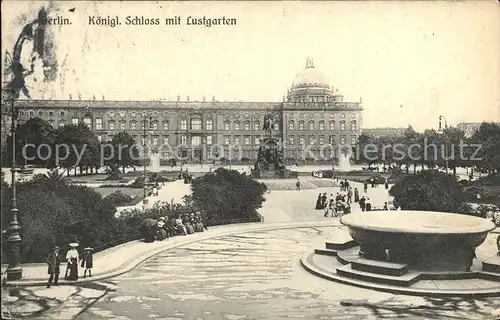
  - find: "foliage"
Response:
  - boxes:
[103,190,133,206]
[389,170,472,214]
[187,168,267,224]
[103,132,140,174]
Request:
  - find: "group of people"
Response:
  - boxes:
[46,243,94,288]
[316,190,353,217]
[153,212,207,241]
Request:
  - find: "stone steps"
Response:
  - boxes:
[336,264,421,287]
[314,248,338,256]
[482,256,500,274]
[325,240,358,251]
[351,257,408,276]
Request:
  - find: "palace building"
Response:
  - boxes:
[14,58,363,163]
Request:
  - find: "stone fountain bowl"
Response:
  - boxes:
[341,211,496,271]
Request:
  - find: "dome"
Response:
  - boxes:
[291,58,330,89]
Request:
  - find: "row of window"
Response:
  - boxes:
[21,110,66,117]
[288,135,357,146]
[288,120,356,131]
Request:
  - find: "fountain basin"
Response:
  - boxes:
[341,211,496,271]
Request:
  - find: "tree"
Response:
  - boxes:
[389,170,471,214]
[188,168,267,224]
[469,122,500,175]
[355,134,379,167]
[104,132,140,175]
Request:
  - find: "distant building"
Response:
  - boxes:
[14,58,364,163]
[456,122,500,138]
[362,127,406,138]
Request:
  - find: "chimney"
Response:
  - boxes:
[177,95,180,101]
[187,96,189,102]
[212,95,215,102]
[92,94,96,100]
[102,95,105,100]
[69,94,72,100]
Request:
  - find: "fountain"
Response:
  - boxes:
[251,113,297,179]
[149,150,161,173]
[337,152,351,172]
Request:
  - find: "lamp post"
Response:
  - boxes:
[142,116,152,208]
[6,89,23,280]
[438,115,449,174]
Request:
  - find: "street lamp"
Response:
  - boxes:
[6,88,23,280]
[438,115,449,174]
[142,116,152,208]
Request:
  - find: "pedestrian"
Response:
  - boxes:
[81,247,94,278]
[340,180,344,192]
[46,246,61,288]
[315,193,323,210]
[365,198,372,211]
[296,179,301,191]
[383,202,388,210]
[359,196,366,212]
[354,188,360,203]
[321,192,327,209]
[65,243,79,281]
[347,187,353,204]
[363,181,368,193]
[371,178,375,188]
[384,178,389,190]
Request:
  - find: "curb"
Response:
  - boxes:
[3,221,339,287]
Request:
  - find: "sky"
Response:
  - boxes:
[2,1,499,131]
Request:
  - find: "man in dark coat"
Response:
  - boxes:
[46,246,61,288]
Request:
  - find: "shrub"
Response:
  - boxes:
[389,170,472,214]
[104,190,134,205]
[187,168,267,224]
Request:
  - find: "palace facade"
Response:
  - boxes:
[14,58,363,162]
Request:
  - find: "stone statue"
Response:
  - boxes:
[263,114,275,136]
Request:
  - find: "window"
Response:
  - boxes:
[330,121,335,130]
[340,121,346,131]
[309,136,315,145]
[48,111,54,117]
[206,119,213,130]
[108,121,115,130]
[38,110,43,117]
[163,121,169,130]
[224,136,230,145]
[83,117,92,127]
[319,135,324,145]
[234,136,240,145]
[299,121,304,130]
[180,119,187,130]
[58,120,65,127]
[319,121,324,131]
[351,135,357,145]
[191,119,202,130]
[254,121,260,130]
[191,136,201,146]
[244,121,250,130]
[309,121,314,130]
[60,111,65,117]
[29,111,34,117]
[163,136,169,145]
[71,117,79,125]
[19,111,25,116]
[299,136,305,145]
[152,111,158,117]
[224,121,230,130]
[255,137,260,145]
[341,136,346,145]
[234,121,240,130]
[120,121,126,130]
[181,135,187,145]
[206,135,213,145]
[275,122,280,131]
[206,149,212,159]
[109,112,115,117]
[351,120,357,131]
[329,135,336,144]
[351,113,356,118]
[131,112,136,118]
[244,136,250,145]
[120,112,125,118]
[289,136,295,145]
[130,121,136,130]
[289,121,295,130]
[340,114,345,118]
[153,137,158,145]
